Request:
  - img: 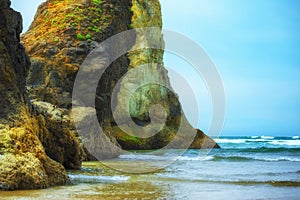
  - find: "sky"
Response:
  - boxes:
[11,0,300,136]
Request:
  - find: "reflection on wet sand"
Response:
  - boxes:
[0,161,170,199]
[73,181,166,199]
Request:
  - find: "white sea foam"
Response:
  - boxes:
[68,174,130,183]
[254,156,300,162]
[119,154,170,161]
[178,156,214,161]
[212,155,300,162]
[246,139,268,142]
[119,154,215,162]
[261,136,274,139]
[214,139,246,144]
[292,136,299,139]
[251,136,260,139]
[270,140,300,146]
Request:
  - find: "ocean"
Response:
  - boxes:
[1,136,299,199]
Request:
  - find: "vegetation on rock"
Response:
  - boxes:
[0,0,219,191]
[22,0,219,157]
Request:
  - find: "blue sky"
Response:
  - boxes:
[11,0,300,136]
[161,0,300,137]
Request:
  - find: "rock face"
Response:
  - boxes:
[112,1,219,149]
[0,0,219,191]
[22,0,134,160]
[0,0,69,190]
[21,0,219,159]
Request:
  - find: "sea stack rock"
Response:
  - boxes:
[0,0,219,190]
[0,0,70,190]
[21,0,219,160]
[0,0,218,190]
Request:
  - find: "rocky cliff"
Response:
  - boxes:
[0,0,69,190]
[22,0,218,154]
[0,0,219,190]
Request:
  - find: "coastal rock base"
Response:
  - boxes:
[0,0,71,190]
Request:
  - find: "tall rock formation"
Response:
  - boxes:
[0,0,219,190]
[22,0,218,155]
[0,0,69,190]
[22,0,134,160]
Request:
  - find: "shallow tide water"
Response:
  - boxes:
[1,136,300,199]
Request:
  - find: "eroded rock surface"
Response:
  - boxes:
[0,0,70,190]
[0,0,219,191]
[22,0,219,154]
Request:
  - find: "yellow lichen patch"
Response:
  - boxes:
[128,0,164,68]
[0,152,48,190]
[22,0,118,60]
[0,106,68,190]
[131,0,162,28]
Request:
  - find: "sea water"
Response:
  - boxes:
[0,136,299,199]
